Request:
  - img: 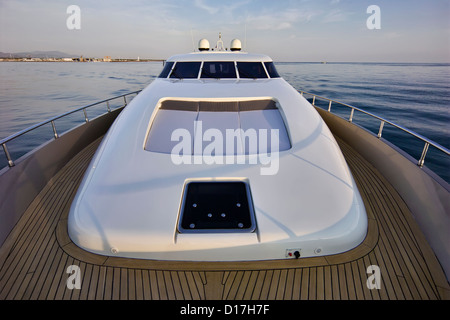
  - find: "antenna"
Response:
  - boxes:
[216,32,224,51]
[244,23,247,51]
[190,29,196,52]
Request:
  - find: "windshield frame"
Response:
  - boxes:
[159,60,280,80]
[200,61,237,79]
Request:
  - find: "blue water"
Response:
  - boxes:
[0,61,449,183]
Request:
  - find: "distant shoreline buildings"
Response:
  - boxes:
[0,52,164,62]
[0,56,165,62]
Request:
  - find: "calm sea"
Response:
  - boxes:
[0,61,449,182]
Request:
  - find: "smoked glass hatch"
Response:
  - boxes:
[178,181,256,233]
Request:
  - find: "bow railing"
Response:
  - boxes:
[299,90,449,170]
[1,90,141,168]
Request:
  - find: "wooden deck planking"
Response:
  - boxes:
[338,140,444,299]
[0,136,449,300]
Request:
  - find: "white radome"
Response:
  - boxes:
[230,38,242,51]
[198,38,210,51]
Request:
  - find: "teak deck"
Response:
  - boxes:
[0,136,449,300]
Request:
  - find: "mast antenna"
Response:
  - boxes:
[244,24,247,51]
[190,29,196,51]
[216,32,225,51]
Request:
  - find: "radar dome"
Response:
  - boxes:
[198,39,210,51]
[230,39,242,51]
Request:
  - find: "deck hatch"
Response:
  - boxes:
[145,98,291,154]
[178,181,256,233]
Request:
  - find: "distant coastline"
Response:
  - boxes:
[0,51,165,62]
[0,57,165,62]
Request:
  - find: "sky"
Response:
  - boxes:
[0,0,449,62]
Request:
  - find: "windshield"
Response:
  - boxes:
[160,60,279,79]
[158,61,174,78]
[201,62,236,78]
[237,62,268,79]
[264,62,280,78]
[170,62,201,79]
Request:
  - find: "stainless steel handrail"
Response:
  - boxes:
[1,90,142,167]
[2,89,447,173]
[299,90,450,168]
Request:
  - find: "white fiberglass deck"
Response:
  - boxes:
[68,51,367,261]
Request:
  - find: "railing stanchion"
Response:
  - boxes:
[418,142,430,167]
[349,108,354,122]
[51,121,59,139]
[378,121,385,138]
[106,101,111,112]
[328,100,332,112]
[83,108,89,122]
[2,143,14,167]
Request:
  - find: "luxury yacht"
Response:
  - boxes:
[68,36,367,262]
[0,36,448,300]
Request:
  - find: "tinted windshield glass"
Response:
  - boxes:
[201,62,236,78]
[170,62,201,79]
[237,62,268,79]
[158,61,174,78]
[264,62,280,78]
